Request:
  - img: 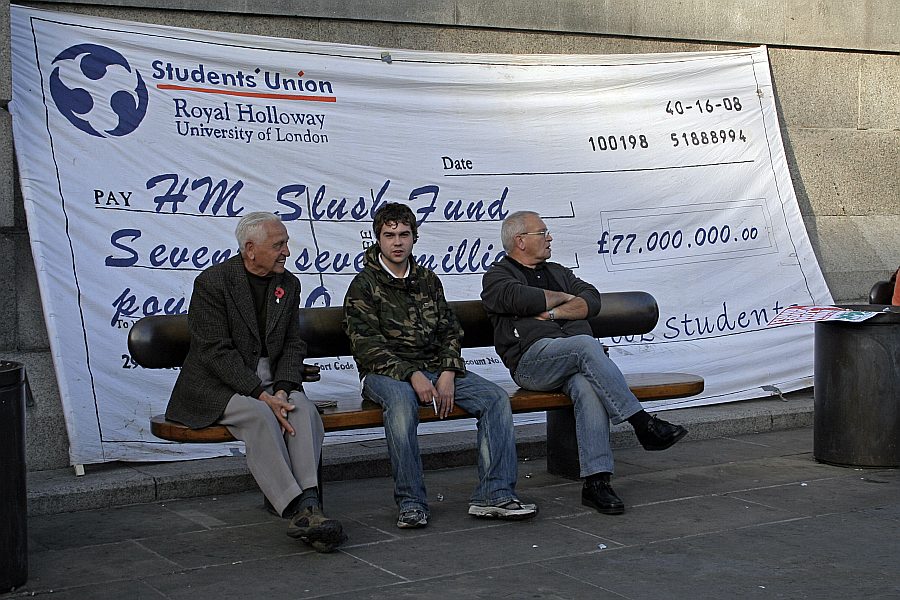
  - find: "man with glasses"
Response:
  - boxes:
[481,210,688,515]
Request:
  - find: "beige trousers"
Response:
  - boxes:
[220,358,324,516]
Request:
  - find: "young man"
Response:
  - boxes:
[481,210,688,515]
[166,212,345,552]
[343,202,536,528]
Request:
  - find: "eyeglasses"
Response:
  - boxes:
[517,229,550,238]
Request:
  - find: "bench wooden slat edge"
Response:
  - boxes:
[150,416,236,443]
[624,372,705,401]
[149,372,703,442]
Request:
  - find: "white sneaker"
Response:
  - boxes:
[468,499,537,520]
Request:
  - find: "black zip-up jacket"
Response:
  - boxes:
[481,256,602,375]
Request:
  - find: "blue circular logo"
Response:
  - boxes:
[49,44,149,138]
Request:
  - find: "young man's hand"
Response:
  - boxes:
[410,371,456,419]
[434,371,456,419]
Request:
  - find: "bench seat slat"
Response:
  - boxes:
[149,372,704,443]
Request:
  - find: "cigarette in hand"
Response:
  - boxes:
[432,397,438,415]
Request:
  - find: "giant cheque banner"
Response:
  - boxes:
[10,6,832,465]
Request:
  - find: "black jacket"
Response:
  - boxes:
[481,257,602,375]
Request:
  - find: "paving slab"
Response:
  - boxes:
[333,562,617,600]
[15,539,179,594]
[148,549,400,600]
[5,414,900,600]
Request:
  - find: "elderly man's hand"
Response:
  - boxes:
[261,390,296,435]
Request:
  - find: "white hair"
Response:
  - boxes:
[501,210,540,252]
[235,212,281,250]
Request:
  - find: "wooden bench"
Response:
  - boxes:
[129,293,704,478]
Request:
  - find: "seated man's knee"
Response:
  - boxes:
[240,399,282,436]
[246,396,273,418]
[490,389,513,417]
[288,390,316,413]
[290,398,322,423]
[366,377,417,407]
[573,335,613,363]
[564,372,594,397]
[574,334,604,351]
[474,391,513,420]
[382,403,419,439]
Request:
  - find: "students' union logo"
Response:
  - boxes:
[49,43,149,138]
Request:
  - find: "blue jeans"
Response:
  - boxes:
[513,335,643,477]
[363,370,519,512]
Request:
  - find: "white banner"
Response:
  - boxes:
[10,6,832,465]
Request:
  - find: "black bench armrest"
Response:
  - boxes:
[869,280,893,305]
[128,314,321,381]
[127,314,189,368]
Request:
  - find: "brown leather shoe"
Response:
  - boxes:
[287,506,346,553]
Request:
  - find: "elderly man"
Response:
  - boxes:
[165,212,344,552]
[343,202,536,529]
[481,210,687,515]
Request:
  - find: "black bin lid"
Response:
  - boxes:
[0,361,25,387]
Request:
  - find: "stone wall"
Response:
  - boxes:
[1,0,897,470]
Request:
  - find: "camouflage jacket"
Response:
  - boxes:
[343,244,466,381]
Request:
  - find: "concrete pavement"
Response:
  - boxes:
[6,424,900,598]
[4,388,900,599]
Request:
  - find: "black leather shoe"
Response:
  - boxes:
[582,479,625,515]
[636,416,688,451]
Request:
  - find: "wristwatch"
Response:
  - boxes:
[548,309,556,321]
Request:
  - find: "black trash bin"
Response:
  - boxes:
[814,307,900,467]
[0,361,28,592]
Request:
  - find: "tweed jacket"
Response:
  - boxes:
[165,255,306,428]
